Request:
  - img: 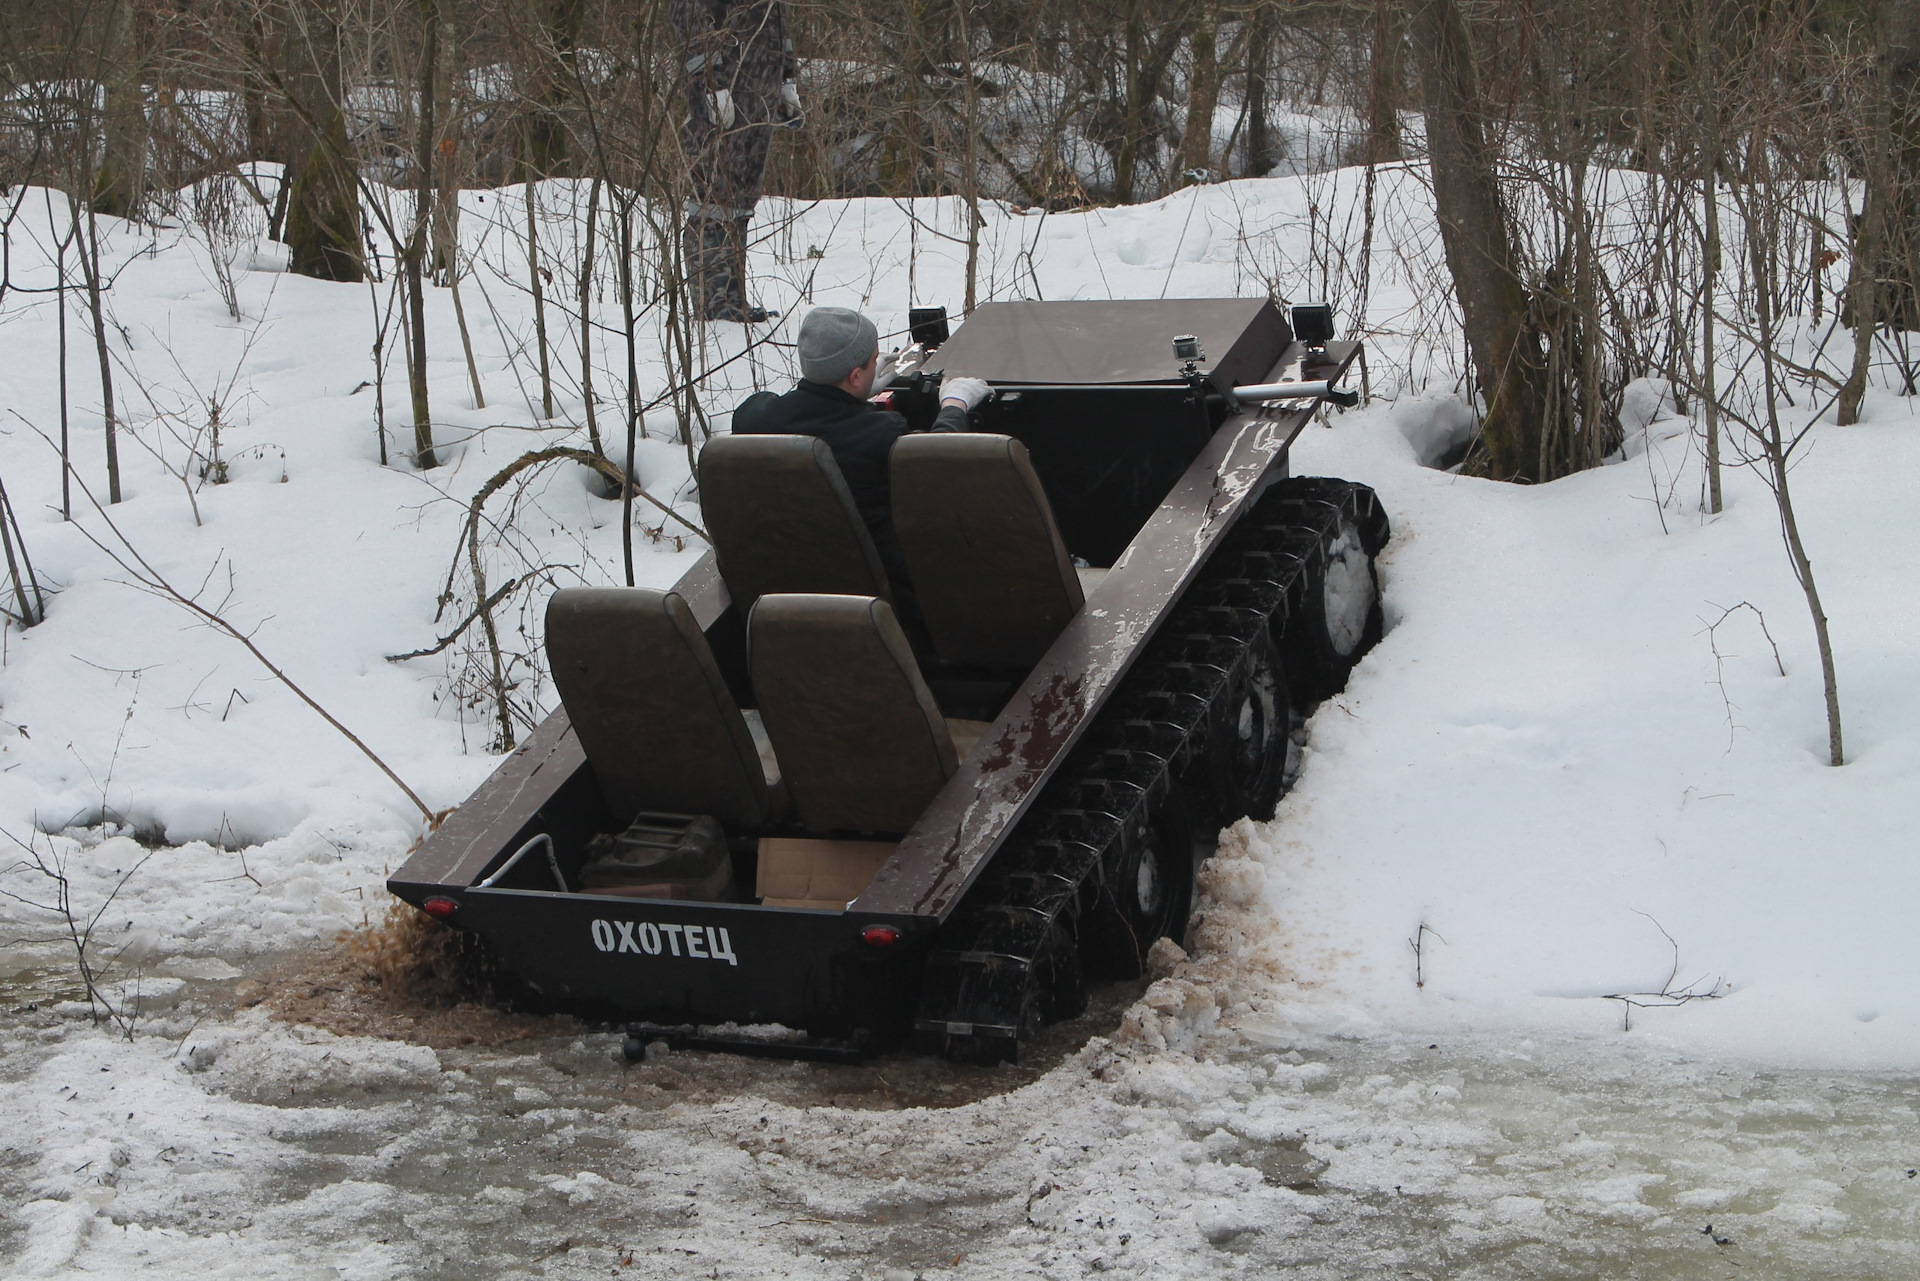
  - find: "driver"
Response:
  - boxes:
[732,306,988,576]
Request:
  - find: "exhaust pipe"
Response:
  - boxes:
[1231,379,1359,408]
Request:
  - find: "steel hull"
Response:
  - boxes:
[387,302,1358,1041]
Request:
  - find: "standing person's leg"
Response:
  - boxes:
[679,82,737,322]
[706,0,786,322]
[720,122,774,320]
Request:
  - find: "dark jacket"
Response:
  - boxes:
[731,380,969,536]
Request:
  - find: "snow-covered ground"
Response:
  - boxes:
[1,169,1917,1276]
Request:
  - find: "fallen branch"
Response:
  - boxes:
[1409,921,1446,990]
[1700,600,1787,753]
[1,824,155,1037]
[434,446,707,617]
[1600,912,1725,1031]
[387,575,520,662]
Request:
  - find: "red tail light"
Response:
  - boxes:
[861,925,900,947]
[422,896,459,920]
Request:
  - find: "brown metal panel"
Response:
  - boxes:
[389,707,587,897]
[669,551,733,628]
[925,298,1291,390]
[856,340,1358,919]
[392,334,1356,924]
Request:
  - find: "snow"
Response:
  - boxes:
[1280,395,1920,1070]
[2,163,1918,1275]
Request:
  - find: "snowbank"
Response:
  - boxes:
[1276,391,1920,1069]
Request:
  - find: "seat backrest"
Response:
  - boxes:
[890,433,1084,669]
[748,594,957,834]
[698,434,892,610]
[546,587,779,829]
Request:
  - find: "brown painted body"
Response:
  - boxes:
[388,299,1356,1036]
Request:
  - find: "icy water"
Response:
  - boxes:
[4,966,1917,1279]
[1206,1034,1920,1279]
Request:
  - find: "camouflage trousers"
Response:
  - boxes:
[681,111,775,322]
[672,0,790,320]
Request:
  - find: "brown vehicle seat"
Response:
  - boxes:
[546,587,787,832]
[890,433,1087,670]
[747,593,976,837]
[698,434,892,610]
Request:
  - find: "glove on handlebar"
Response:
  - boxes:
[940,376,990,411]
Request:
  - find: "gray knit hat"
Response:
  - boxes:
[797,306,879,384]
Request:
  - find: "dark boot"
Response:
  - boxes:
[683,219,733,322]
[727,216,772,323]
[691,219,770,324]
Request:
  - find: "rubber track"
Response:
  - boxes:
[914,478,1390,1064]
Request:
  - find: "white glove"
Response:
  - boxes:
[940,376,991,411]
[779,80,803,127]
[706,88,735,129]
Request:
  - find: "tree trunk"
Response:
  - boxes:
[1177,3,1220,183]
[1111,0,1189,202]
[430,0,459,277]
[1408,0,1551,482]
[1840,0,1920,422]
[1881,0,1920,331]
[93,0,148,219]
[284,5,363,282]
[1364,0,1404,166]
[0,472,44,628]
[525,161,553,419]
[1740,155,1844,767]
[522,0,582,179]
[1698,0,1723,510]
[1243,9,1274,177]
[407,0,439,467]
[959,0,983,310]
[76,194,122,504]
[56,224,73,521]
[1838,17,1889,425]
[243,6,283,166]
[618,200,640,587]
[579,175,602,455]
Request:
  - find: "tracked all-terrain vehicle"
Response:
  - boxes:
[389,297,1389,1064]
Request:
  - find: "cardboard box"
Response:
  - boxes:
[756,837,896,910]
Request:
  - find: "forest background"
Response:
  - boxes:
[0,0,1913,786]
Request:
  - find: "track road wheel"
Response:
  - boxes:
[1212,630,1296,824]
[1080,783,1197,980]
[1284,508,1382,702]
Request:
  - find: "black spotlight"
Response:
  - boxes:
[909,306,950,350]
[1291,302,1334,354]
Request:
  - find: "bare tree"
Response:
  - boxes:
[281,1,365,282]
[1407,0,1553,482]
[1837,0,1920,423]
[91,0,149,219]
[1175,0,1222,184]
